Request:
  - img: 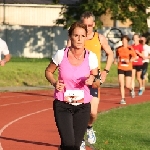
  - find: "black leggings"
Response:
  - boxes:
[53,100,91,150]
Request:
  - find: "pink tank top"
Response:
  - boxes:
[54,48,93,103]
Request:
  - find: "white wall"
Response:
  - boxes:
[0,24,68,58]
[0,24,138,60]
[0,4,63,26]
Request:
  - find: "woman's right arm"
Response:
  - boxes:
[45,61,58,87]
[130,47,137,62]
[45,49,65,91]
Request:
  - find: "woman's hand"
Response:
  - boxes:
[55,80,65,91]
[92,79,101,88]
[113,58,118,65]
[113,61,118,65]
[0,60,6,66]
[135,50,140,55]
[85,75,95,85]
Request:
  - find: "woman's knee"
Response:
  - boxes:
[125,84,131,89]
[119,83,124,88]
[137,76,142,81]
[60,138,75,149]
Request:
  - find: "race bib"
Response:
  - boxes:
[64,90,84,103]
[120,59,129,67]
[134,56,139,62]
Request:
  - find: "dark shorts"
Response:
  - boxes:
[89,69,100,98]
[141,62,148,79]
[118,69,132,77]
[89,87,98,97]
[133,65,142,72]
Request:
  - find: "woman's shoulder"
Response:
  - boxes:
[87,50,97,57]
[53,48,66,56]
[127,45,134,50]
[56,48,66,53]
[116,46,123,51]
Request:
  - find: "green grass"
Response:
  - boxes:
[0,57,58,87]
[101,62,118,83]
[0,58,150,87]
[93,102,150,150]
[10,56,50,62]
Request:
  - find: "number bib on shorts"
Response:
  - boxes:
[64,90,84,104]
[134,56,139,62]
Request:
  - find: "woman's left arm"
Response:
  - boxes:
[135,45,145,59]
[85,68,99,87]
[129,47,137,62]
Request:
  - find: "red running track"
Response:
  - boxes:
[0,87,150,150]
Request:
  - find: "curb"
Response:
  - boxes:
[0,82,150,92]
[0,85,54,92]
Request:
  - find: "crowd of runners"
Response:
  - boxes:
[114,34,150,105]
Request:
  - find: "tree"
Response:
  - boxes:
[55,0,150,34]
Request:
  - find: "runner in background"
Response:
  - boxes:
[114,35,137,104]
[131,34,145,97]
[0,38,11,66]
[67,11,113,149]
[139,36,150,92]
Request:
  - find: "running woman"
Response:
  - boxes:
[67,11,113,150]
[45,21,99,150]
[114,35,137,104]
[131,34,145,97]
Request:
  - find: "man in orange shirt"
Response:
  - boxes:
[114,35,137,104]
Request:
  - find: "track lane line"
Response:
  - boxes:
[0,108,52,150]
[0,99,50,107]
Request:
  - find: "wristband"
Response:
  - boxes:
[93,75,99,82]
[93,73,103,85]
[104,69,109,74]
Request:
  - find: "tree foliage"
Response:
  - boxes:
[52,0,59,4]
[55,0,150,34]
